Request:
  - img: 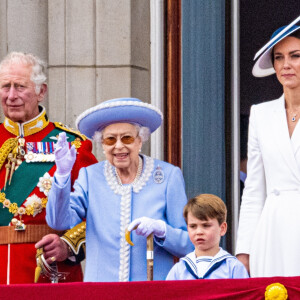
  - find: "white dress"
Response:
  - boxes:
[236,95,300,277]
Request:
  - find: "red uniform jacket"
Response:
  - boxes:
[0,108,97,284]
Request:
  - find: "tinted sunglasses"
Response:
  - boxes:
[102,135,137,146]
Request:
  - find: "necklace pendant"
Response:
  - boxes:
[292,116,296,122]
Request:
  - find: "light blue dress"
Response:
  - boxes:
[166,248,249,280]
[46,155,193,282]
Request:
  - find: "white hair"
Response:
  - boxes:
[0,51,47,94]
[135,124,151,142]
[93,123,151,143]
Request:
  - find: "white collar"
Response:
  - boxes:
[104,154,154,195]
[182,248,233,278]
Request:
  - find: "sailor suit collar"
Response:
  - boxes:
[182,247,232,279]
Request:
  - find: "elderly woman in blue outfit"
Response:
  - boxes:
[46,98,193,282]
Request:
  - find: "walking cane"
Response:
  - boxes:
[125,229,154,281]
[146,233,154,281]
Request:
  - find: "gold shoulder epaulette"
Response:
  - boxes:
[61,221,86,255]
[54,122,87,141]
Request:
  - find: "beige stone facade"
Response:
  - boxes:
[0,0,155,159]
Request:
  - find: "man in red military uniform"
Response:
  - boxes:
[0,52,97,284]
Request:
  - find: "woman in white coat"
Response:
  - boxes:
[236,22,300,277]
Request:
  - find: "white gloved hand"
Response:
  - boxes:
[128,217,166,238]
[54,132,77,176]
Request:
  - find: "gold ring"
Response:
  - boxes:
[50,256,56,262]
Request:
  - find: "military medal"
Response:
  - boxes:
[25,141,57,163]
[25,151,35,162]
[18,137,26,156]
[3,137,59,188]
[26,142,34,152]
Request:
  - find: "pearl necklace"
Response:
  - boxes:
[115,156,143,186]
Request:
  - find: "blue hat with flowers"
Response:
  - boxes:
[76,97,163,139]
[252,24,300,77]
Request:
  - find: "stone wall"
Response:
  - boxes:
[0,0,151,159]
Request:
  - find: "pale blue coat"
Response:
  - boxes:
[46,155,193,282]
[166,248,249,280]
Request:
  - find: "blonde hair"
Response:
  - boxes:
[183,194,227,225]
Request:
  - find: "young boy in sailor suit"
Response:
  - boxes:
[166,194,249,280]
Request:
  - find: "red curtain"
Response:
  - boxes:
[1,277,299,300]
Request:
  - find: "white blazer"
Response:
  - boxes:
[236,94,300,255]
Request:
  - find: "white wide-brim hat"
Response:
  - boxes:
[252,24,300,77]
[76,97,163,139]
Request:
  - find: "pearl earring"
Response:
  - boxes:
[103,150,105,154]
[139,149,141,153]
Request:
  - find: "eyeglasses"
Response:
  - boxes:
[102,135,137,146]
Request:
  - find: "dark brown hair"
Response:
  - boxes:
[272,29,300,65]
[183,194,227,225]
